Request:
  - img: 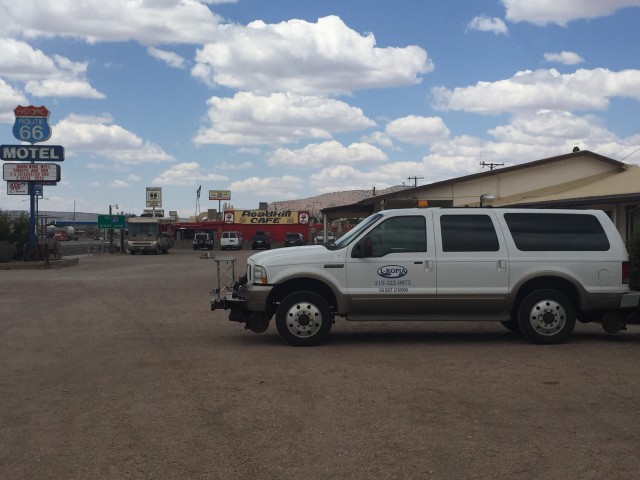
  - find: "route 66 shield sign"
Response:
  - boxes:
[12,105,52,144]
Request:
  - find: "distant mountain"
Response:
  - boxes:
[1,210,100,223]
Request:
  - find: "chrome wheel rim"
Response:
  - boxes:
[285,301,322,338]
[528,299,566,336]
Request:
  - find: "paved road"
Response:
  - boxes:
[1,249,639,479]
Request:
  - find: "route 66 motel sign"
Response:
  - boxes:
[12,105,52,144]
[2,105,63,192]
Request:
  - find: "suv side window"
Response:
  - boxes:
[368,216,426,257]
[440,215,499,252]
[504,213,610,251]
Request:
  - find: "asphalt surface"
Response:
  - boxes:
[1,248,639,479]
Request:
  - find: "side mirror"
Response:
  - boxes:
[352,236,373,258]
[363,236,373,257]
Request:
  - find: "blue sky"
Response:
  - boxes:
[1,0,640,217]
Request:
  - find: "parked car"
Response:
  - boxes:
[252,231,272,250]
[314,231,336,245]
[221,231,243,250]
[283,232,305,247]
[212,207,640,346]
[193,232,214,250]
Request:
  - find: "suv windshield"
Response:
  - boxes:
[328,213,383,250]
[128,223,157,237]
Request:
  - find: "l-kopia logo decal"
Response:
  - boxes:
[377,265,408,278]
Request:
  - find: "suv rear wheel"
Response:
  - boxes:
[517,289,576,344]
[275,291,333,346]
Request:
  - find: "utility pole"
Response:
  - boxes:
[407,176,423,187]
[480,161,504,171]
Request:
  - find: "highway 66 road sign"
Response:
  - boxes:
[146,187,162,208]
[12,105,52,144]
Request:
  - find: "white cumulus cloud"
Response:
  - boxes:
[192,15,432,95]
[544,51,585,65]
[432,68,640,114]
[152,162,228,186]
[467,15,508,35]
[1,0,222,45]
[148,47,186,69]
[0,38,104,98]
[53,114,175,164]
[267,141,387,168]
[385,116,450,144]
[229,174,304,199]
[194,92,376,145]
[0,79,28,123]
[502,0,640,26]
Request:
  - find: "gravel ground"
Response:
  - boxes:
[1,248,639,479]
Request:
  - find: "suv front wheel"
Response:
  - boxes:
[517,289,576,344]
[275,291,333,346]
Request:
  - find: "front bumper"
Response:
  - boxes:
[211,283,272,313]
[129,243,157,252]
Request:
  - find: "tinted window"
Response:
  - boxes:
[440,215,499,252]
[368,216,426,257]
[504,213,610,251]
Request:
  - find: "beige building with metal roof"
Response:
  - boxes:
[321,149,640,241]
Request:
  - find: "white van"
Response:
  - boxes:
[220,231,242,250]
[212,208,640,346]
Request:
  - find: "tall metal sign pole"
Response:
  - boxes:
[8,106,54,249]
[2,106,64,256]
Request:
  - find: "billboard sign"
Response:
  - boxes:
[224,209,310,225]
[209,190,231,201]
[3,163,60,182]
[0,144,64,162]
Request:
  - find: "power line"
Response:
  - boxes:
[621,146,640,162]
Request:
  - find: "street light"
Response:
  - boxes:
[108,203,119,253]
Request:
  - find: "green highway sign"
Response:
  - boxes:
[98,214,126,229]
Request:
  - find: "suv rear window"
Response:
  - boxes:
[504,213,610,251]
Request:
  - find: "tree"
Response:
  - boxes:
[0,211,30,261]
[12,215,29,259]
[0,211,11,241]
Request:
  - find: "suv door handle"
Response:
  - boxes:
[497,260,507,270]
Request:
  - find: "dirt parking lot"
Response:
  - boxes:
[1,248,639,479]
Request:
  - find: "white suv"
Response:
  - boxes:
[212,208,639,346]
[220,231,242,250]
